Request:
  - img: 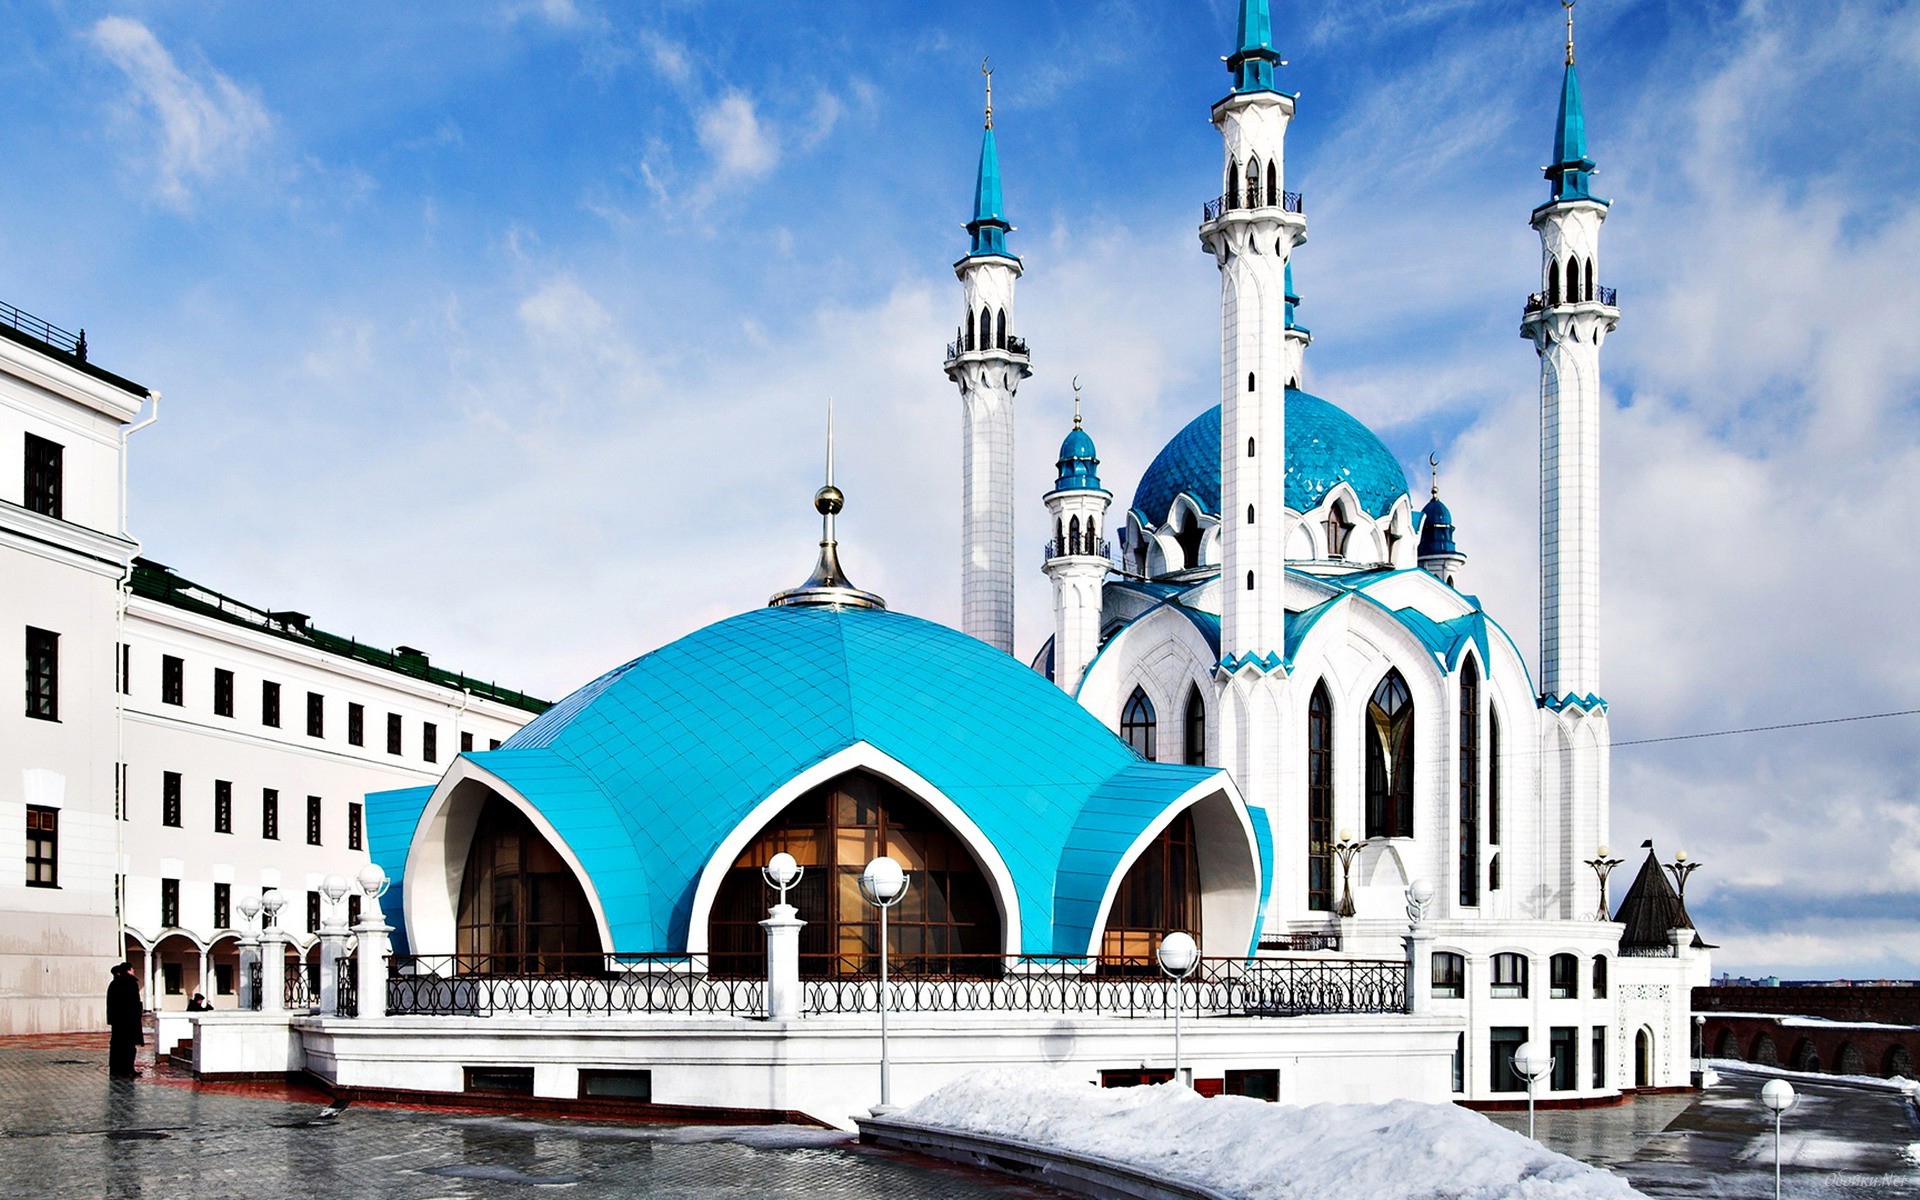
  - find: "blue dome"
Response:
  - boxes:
[1419,494,1459,557]
[1054,425,1101,491]
[370,604,1257,958]
[1129,390,1409,523]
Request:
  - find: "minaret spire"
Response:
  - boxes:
[1229,0,1283,93]
[769,399,885,611]
[1545,2,1601,208]
[1043,379,1111,692]
[1564,0,1577,66]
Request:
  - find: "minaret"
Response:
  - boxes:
[1042,381,1111,693]
[1417,457,1467,586]
[1523,1,1617,706]
[945,62,1031,655]
[1199,0,1305,841]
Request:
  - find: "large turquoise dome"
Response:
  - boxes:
[1130,389,1410,522]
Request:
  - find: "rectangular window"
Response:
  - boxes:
[117,643,130,696]
[1490,1027,1527,1093]
[214,780,232,833]
[1491,953,1529,999]
[461,731,474,753]
[161,878,180,928]
[578,1069,653,1101]
[1592,1027,1607,1089]
[162,655,184,706]
[465,1067,535,1096]
[306,795,322,846]
[25,626,58,720]
[214,881,231,929]
[423,722,438,763]
[1550,1026,1578,1092]
[163,962,182,995]
[1551,954,1578,1000]
[262,789,279,840]
[306,890,321,934]
[162,771,182,827]
[386,713,402,755]
[261,680,281,727]
[213,668,234,717]
[23,433,62,519]
[347,801,363,851]
[214,963,234,996]
[1432,951,1465,1000]
[25,806,58,887]
[347,702,364,747]
[1223,1069,1280,1102]
[347,894,362,927]
[306,691,324,738]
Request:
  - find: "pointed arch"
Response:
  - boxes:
[1565,257,1581,304]
[1364,669,1415,839]
[1246,504,1255,525]
[1121,688,1157,761]
[1246,155,1262,205]
[1069,515,1082,555]
[1176,510,1203,569]
[1323,501,1354,559]
[1488,707,1503,890]
[995,307,1008,349]
[965,309,977,351]
[1226,160,1240,210]
[1182,683,1207,766]
[1307,680,1334,911]
[1055,518,1065,555]
[1266,161,1278,206]
[1584,257,1596,301]
[1458,655,1481,908]
[1546,259,1560,306]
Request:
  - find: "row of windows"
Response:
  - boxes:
[1433,951,1608,1001]
[141,772,362,850]
[962,305,1011,353]
[1545,255,1599,307]
[1478,1025,1606,1093]
[156,877,360,934]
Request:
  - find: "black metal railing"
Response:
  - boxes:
[386,954,766,1017]
[1203,191,1305,222]
[248,961,263,1011]
[0,300,85,359]
[1597,285,1618,306]
[1258,929,1342,953]
[1618,944,1678,958]
[1043,539,1115,564]
[285,965,318,1010]
[1525,292,1546,315]
[1525,286,1619,317]
[336,958,358,1018]
[944,335,1030,362]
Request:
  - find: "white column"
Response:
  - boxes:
[236,936,259,1008]
[760,903,806,1021]
[144,946,159,1011]
[1406,929,1435,1015]
[352,916,392,1019]
[317,929,353,1018]
[258,930,286,1014]
[196,947,210,1004]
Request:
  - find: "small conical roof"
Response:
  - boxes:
[1612,844,1706,950]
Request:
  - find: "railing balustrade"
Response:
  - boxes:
[1043,539,1115,564]
[1203,191,1305,223]
[1597,285,1618,306]
[386,953,766,1017]
[285,965,318,1011]
[1525,286,1619,317]
[1258,929,1342,953]
[336,958,358,1018]
[248,961,263,1012]
[0,300,85,359]
[944,335,1030,362]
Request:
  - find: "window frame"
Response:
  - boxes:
[306,691,324,738]
[25,805,58,887]
[23,432,62,519]
[213,668,234,718]
[25,626,58,721]
[214,780,232,834]
[1491,952,1529,999]
[1432,950,1466,999]
[1306,681,1335,911]
[213,881,231,930]
[1550,952,1579,999]
[347,702,364,747]
[162,770,183,828]
[261,680,281,728]
[162,655,184,706]
[386,713,402,756]
[347,801,363,851]
[160,877,181,928]
[423,721,438,763]
[1121,687,1157,761]
[1592,955,1608,999]
[1363,669,1415,839]
[305,794,323,846]
[306,890,321,934]
[262,788,279,841]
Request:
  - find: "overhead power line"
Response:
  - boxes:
[1614,708,1920,749]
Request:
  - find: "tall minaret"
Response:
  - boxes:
[1200,0,1305,826]
[1042,381,1111,693]
[1523,1,1617,706]
[945,62,1031,655]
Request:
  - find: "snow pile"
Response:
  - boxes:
[900,1069,1643,1200]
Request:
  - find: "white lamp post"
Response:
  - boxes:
[236,893,262,1009]
[317,874,353,1016]
[858,856,908,1112]
[1760,1078,1795,1200]
[352,863,391,1020]
[1512,1040,1554,1140]
[1156,931,1199,1086]
[760,852,806,1021]
[258,888,287,1013]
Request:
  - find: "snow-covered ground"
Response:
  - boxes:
[1707,1058,1919,1095]
[899,1069,1644,1200]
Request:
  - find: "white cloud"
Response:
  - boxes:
[696,92,780,183]
[87,16,272,207]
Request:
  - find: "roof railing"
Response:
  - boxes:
[0,300,86,360]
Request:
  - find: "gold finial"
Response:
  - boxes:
[1429,451,1440,498]
[982,57,993,129]
[1563,0,1576,67]
[1072,375,1082,427]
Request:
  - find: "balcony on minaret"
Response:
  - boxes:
[944,332,1030,366]
[1523,285,1618,321]
[1203,188,1304,224]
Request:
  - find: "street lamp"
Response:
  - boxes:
[237,893,262,930]
[1156,931,1199,1086]
[1665,851,1701,925]
[357,862,390,903]
[259,888,285,930]
[858,855,908,1111]
[1512,1040,1554,1140]
[1583,845,1624,921]
[1332,830,1364,918]
[319,874,352,929]
[1760,1078,1795,1200]
[762,851,803,906]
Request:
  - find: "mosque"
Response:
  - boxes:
[182,1,1710,1122]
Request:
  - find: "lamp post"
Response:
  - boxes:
[353,863,392,1020]
[1583,845,1624,921]
[1512,1040,1553,1140]
[1156,931,1199,1086]
[236,893,262,1010]
[760,852,806,1021]
[1665,850,1701,923]
[259,888,287,1013]
[317,874,353,1017]
[1760,1078,1795,1200]
[1332,830,1364,918]
[858,856,908,1112]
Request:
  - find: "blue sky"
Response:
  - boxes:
[5,0,1918,978]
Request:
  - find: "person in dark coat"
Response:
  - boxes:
[106,962,144,1077]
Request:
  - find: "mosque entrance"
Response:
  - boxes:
[455,795,604,971]
[1099,810,1202,966]
[707,770,1000,978]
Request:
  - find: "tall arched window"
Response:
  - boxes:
[707,770,1000,977]
[1585,257,1596,301]
[1546,259,1560,306]
[1247,437,1256,457]
[1069,516,1082,555]
[1226,161,1239,210]
[1246,505,1255,525]
[1365,670,1415,838]
[1182,684,1206,766]
[1122,688,1157,761]
[1458,658,1481,908]
[1488,710,1503,890]
[1323,502,1353,559]
[995,308,1007,349]
[1266,161,1278,206]
[1101,810,1201,963]
[1246,156,1262,205]
[1055,519,1065,555]
[1307,681,1334,911]
[1565,257,1581,304]
[456,795,603,972]
[1175,512,1203,569]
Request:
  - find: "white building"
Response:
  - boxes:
[0,310,543,1035]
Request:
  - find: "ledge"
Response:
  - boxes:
[856,1114,1234,1200]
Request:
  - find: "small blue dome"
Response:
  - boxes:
[1418,494,1459,557]
[1055,425,1101,491]
[1130,390,1410,524]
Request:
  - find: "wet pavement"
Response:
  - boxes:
[0,1034,1065,1199]
[1487,1067,1920,1197]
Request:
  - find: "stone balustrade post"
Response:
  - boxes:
[352,916,392,1019]
[761,903,806,1021]
[258,929,286,1014]
[1405,929,1435,1015]
[236,936,260,1009]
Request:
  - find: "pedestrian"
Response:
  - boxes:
[106,962,143,1077]
[186,993,211,1012]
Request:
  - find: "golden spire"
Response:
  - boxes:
[1563,0,1576,67]
[982,57,994,129]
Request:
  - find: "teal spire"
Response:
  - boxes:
[966,62,1014,259]
[1543,3,1604,207]
[1227,0,1282,94]
[1283,260,1301,329]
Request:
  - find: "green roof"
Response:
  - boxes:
[128,558,549,714]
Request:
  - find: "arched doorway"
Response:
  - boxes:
[456,795,604,972]
[706,770,1001,978]
[1752,1033,1779,1066]
[1634,1028,1653,1088]
[1100,811,1202,966]
[1715,1027,1742,1061]
[1791,1039,1821,1073]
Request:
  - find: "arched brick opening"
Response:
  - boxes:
[1715,1027,1742,1060]
[1791,1038,1820,1072]
[1886,1044,1914,1078]
[1751,1033,1779,1066]
[1837,1042,1865,1075]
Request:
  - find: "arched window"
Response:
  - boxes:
[1266,161,1278,205]
[1307,681,1334,911]
[456,795,603,972]
[707,770,1001,977]
[1226,160,1239,210]
[1246,156,1261,206]
[1247,437,1256,457]
[1585,257,1596,301]
[1069,516,1082,555]
[964,310,976,351]
[1323,501,1353,559]
[1432,950,1465,998]
[1182,684,1206,766]
[1175,512,1203,569]
[1086,518,1098,548]
[1100,810,1201,962]
[1055,519,1064,555]
[1565,257,1580,304]
[1458,658,1481,908]
[1247,505,1255,525]
[1491,952,1528,998]
[1488,710,1503,865]
[1591,954,1608,998]
[1122,688,1157,761]
[1546,259,1560,306]
[1364,670,1414,838]
[1550,952,1578,999]
[1246,571,1255,590]
[995,308,1007,349]
[1248,372,1257,392]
